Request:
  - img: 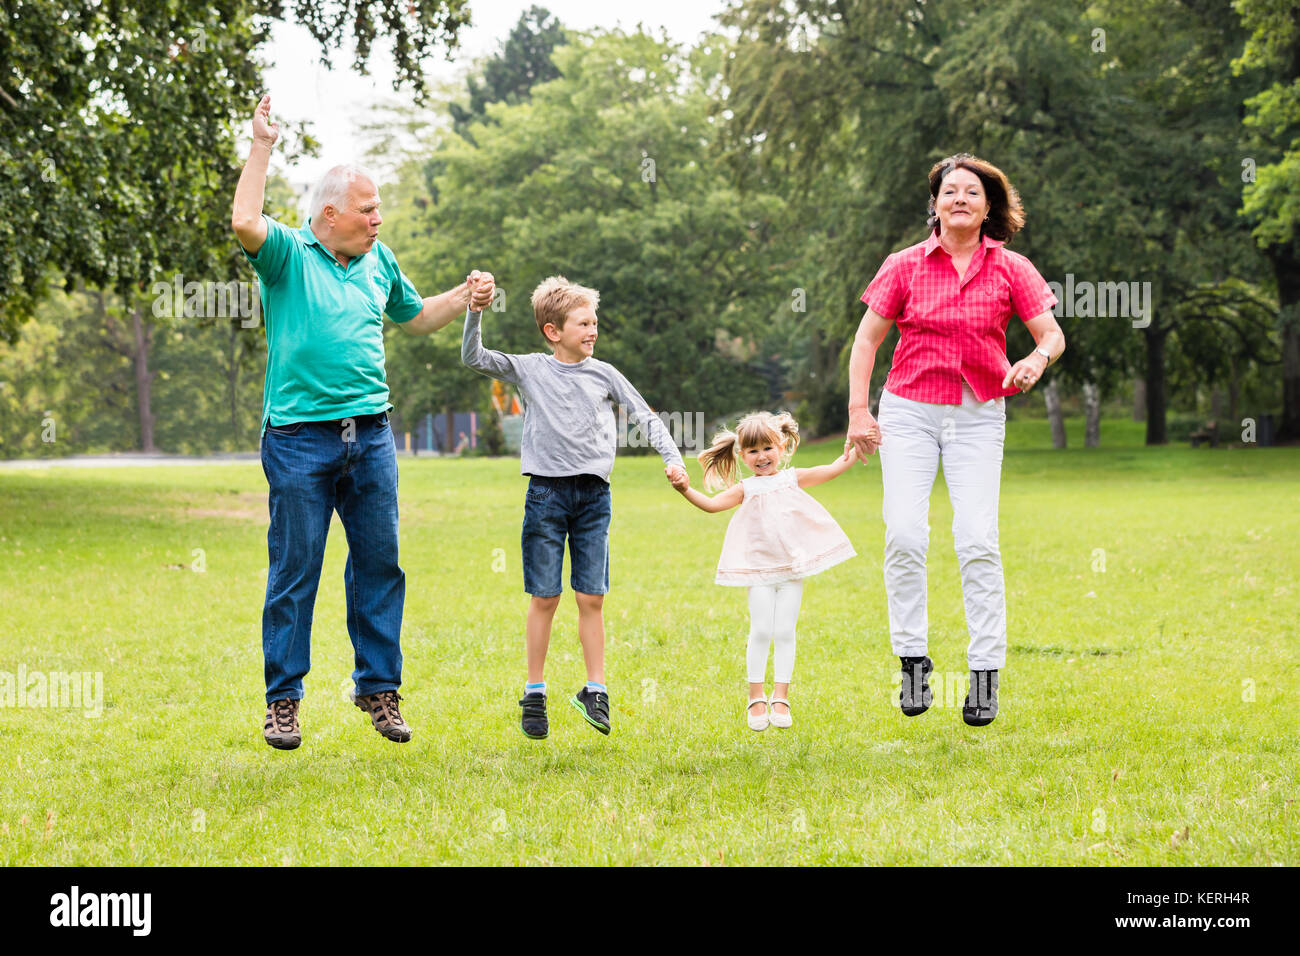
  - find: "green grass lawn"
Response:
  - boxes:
[0,421,1296,865]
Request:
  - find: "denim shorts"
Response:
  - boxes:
[521,475,611,597]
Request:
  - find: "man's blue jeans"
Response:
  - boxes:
[259,412,404,704]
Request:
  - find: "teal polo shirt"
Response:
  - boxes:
[241,215,424,432]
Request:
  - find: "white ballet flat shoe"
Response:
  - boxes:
[768,696,792,729]
[747,696,770,731]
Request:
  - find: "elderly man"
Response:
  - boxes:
[232,95,494,750]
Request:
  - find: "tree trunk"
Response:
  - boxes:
[1271,243,1300,442]
[1043,379,1067,449]
[1228,353,1240,426]
[1082,381,1100,447]
[1144,327,1168,445]
[805,325,847,434]
[227,323,244,448]
[1210,386,1226,424]
[131,306,156,453]
[1132,376,1146,421]
[1282,324,1300,441]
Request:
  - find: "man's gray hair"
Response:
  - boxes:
[308,164,374,221]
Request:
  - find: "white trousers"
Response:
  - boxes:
[746,580,803,683]
[877,383,1007,669]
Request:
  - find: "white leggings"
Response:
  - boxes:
[746,580,804,684]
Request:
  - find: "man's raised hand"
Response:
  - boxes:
[253,95,279,148]
[233,96,276,252]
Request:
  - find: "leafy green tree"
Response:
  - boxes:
[383,30,790,429]
[0,281,273,458]
[1165,278,1280,429]
[1,288,140,456]
[1089,0,1272,444]
[0,305,65,457]
[367,9,568,444]
[718,0,1272,444]
[0,0,473,340]
[449,5,565,138]
[1235,0,1300,440]
[2,0,472,451]
[258,0,472,98]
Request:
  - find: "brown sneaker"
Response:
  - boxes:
[351,689,412,743]
[263,698,301,750]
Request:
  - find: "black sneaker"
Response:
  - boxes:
[962,669,999,726]
[519,693,549,739]
[899,656,933,716]
[570,686,611,735]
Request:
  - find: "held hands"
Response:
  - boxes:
[253,94,279,148]
[466,270,495,312]
[665,465,688,491]
[1003,353,1049,393]
[846,409,883,458]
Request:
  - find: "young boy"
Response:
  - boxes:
[462,274,687,738]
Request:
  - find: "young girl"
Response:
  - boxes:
[669,411,868,730]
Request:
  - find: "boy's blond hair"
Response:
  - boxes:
[697,411,800,491]
[530,275,600,340]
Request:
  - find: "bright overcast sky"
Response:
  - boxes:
[261,0,731,202]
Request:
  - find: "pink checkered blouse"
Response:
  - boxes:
[860,229,1058,404]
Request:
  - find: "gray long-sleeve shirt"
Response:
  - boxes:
[461,309,685,480]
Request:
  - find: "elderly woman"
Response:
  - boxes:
[846,153,1065,727]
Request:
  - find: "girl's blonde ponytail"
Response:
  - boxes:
[698,429,740,491]
[771,411,800,463]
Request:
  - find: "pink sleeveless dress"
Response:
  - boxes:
[715,468,856,586]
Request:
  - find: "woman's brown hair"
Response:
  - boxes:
[926,153,1025,243]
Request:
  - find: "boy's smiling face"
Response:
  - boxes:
[546,305,598,363]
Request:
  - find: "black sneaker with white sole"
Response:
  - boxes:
[899,655,933,716]
[570,686,611,735]
[519,693,549,739]
[962,669,999,726]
